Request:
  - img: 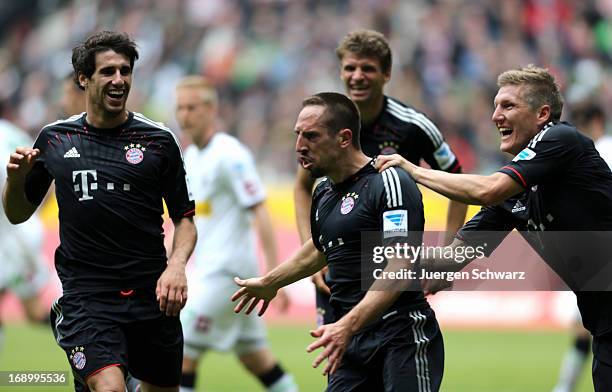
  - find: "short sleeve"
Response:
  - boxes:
[410,115,462,173]
[310,179,329,252]
[161,134,195,219]
[376,167,425,247]
[24,129,53,206]
[420,138,462,174]
[499,123,579,188]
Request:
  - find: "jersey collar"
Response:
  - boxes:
[81,111,134,134]
[331,158,377,191]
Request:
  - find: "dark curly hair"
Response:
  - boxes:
[71,31,139,90]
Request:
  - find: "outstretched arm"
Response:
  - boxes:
[376,154,523,206]
[232,239,326,316]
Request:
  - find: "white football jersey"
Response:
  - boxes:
[184,132,266,278]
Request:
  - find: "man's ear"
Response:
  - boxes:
[383,68,391,84]
[337,128,353,148]
[78,73,88,88]
[537,105,551,126]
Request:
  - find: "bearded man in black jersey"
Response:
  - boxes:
[233,92,444,391]
[377,65,612,391]
[3,31,196,392]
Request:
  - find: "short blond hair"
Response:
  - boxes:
[497,64,564,121]
[176,75,218,106]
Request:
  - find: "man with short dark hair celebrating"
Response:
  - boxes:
[3,30,196,392]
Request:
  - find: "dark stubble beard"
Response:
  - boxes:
[308,166,325,179]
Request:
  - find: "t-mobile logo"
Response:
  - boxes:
[72,170,97,201]
[72,170,131,201]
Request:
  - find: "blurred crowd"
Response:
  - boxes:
[2,0,612,177]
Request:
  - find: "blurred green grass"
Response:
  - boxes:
[0,323,592,391]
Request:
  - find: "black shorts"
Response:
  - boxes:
[316,289,336,326]
[593,332,612,391]
[327,306,444,392]
[50,287,182,390]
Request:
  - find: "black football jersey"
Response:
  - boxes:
[25,112,195,294]
[361,96,462,173]
[310,160,427,318]
[498,121,612,335]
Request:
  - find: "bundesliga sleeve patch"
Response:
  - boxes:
[512,147,536,162]
[383,210,408,238]
[433,142,456,170]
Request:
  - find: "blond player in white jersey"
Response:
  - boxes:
[175,76,298,392]
[0,117,49,338]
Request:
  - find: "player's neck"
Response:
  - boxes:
[86,108,128,129]
[358,96,384,127]
[327,151,371,184]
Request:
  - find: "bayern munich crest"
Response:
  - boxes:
[124,143,146,164]
[379,141,399,155]
[340,192,359,215]
[70,346,87,370]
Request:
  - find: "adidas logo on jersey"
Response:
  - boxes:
[512,200,526,213]
[64,147,80,158]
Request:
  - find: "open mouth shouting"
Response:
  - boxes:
[499,127,513,140]
[298,155,313,170]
